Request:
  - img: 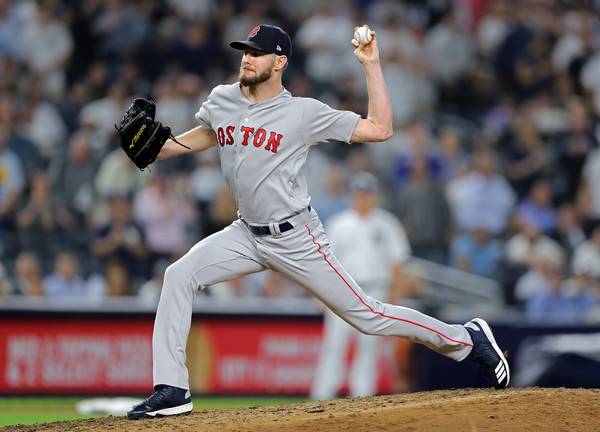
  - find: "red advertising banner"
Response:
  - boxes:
[0,316,398,396]
[0,318,154,395]
[187,320,325,394]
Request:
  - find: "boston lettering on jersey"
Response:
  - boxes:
[216,126,283,153]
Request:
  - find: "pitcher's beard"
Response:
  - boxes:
[239,68,272,87]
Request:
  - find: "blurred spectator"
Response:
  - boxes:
[0,124,25,258]
[301,147,332,202]
[571,224,600,281]
[424,9,475,86]
[475,0,511,58]
[137,258,169,305]
[54,81,88,133]
[547,201,587,259]
[65,2,100,85]
[42,251,88,298]
[0,0,31,65]
[118,60,153,99]
[580,146,600,220]
[504,122,550,200]
[578,13,600,115]
[205,275,249,298]
[449,226,503,279]
[0,92,45,175]
[437,125,470,183]
[133,171,196,270]
[82,60,111,101]
[91,194,148,282]
[551,10,594,75]
[86,259,132,298]
[136,17,181,82]
[391,121,445,189]
[509,221,565,305]
[525,262,594,325]
[166,0,217,22]
[337,65,370,113]
[514,178,557,233]
[94,147,152,202]
[79,81,129,156]
[585,279,600,323]
[19,1,73,99]
[11,251,43,296]
[446,148,516,236]
[505,218,564,271]
[294,3,355,87]
[154,74,198,137]
[15,172,57,266]
[187,147,226,235]
[0,261,13,295]
[378,16,436,125]
[396,152,452,265]
[309,163,349,225]
[203,185,238,237]
[257,271,303,298]
[552,98,598,203]
[47,129,99,252]
[91,0,151,62]
[172,20,222,76]
[493,2,555,102]
[21,82,69,163]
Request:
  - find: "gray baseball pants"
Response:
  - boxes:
[153,208,473,390]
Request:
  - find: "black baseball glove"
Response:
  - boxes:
[115,97,187,170]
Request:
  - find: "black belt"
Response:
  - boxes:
[245,206,311,236]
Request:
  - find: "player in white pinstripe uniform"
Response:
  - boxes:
[311,172,411,399]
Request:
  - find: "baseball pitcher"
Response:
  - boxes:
[123,24,510,420]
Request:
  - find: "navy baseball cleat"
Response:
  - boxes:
[464,318,510,389]
[127,385,193,419]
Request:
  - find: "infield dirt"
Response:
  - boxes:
[1,387,598,432]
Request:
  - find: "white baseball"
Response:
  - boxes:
[353,26,372,45]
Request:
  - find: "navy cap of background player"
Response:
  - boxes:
[230,25,292,60]
[349,172,379,194]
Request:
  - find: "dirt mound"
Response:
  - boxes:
[2,387,599,432]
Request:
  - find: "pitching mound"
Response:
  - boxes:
[2,387,599,432]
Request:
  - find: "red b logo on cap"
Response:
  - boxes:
[248,26,260,38]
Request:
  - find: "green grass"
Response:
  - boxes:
[0,396,307,427]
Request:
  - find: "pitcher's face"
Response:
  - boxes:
[239,49,276,87]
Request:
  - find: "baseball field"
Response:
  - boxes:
[0,387,598,432]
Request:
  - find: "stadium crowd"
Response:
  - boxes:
[1,0,600,325]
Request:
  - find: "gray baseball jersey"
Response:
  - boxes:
[152,83,474,391]
[195,83,359,224]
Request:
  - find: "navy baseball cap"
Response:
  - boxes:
[230,25,292,60]
[349,172,379,193]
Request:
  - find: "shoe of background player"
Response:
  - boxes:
[127,385,193,419]
[464,318,510,389]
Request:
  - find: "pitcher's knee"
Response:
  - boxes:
[340,298,389,336]
[343,315,380,336]
[163,261,198,293]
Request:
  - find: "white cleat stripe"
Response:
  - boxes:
[497,369,507,383]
